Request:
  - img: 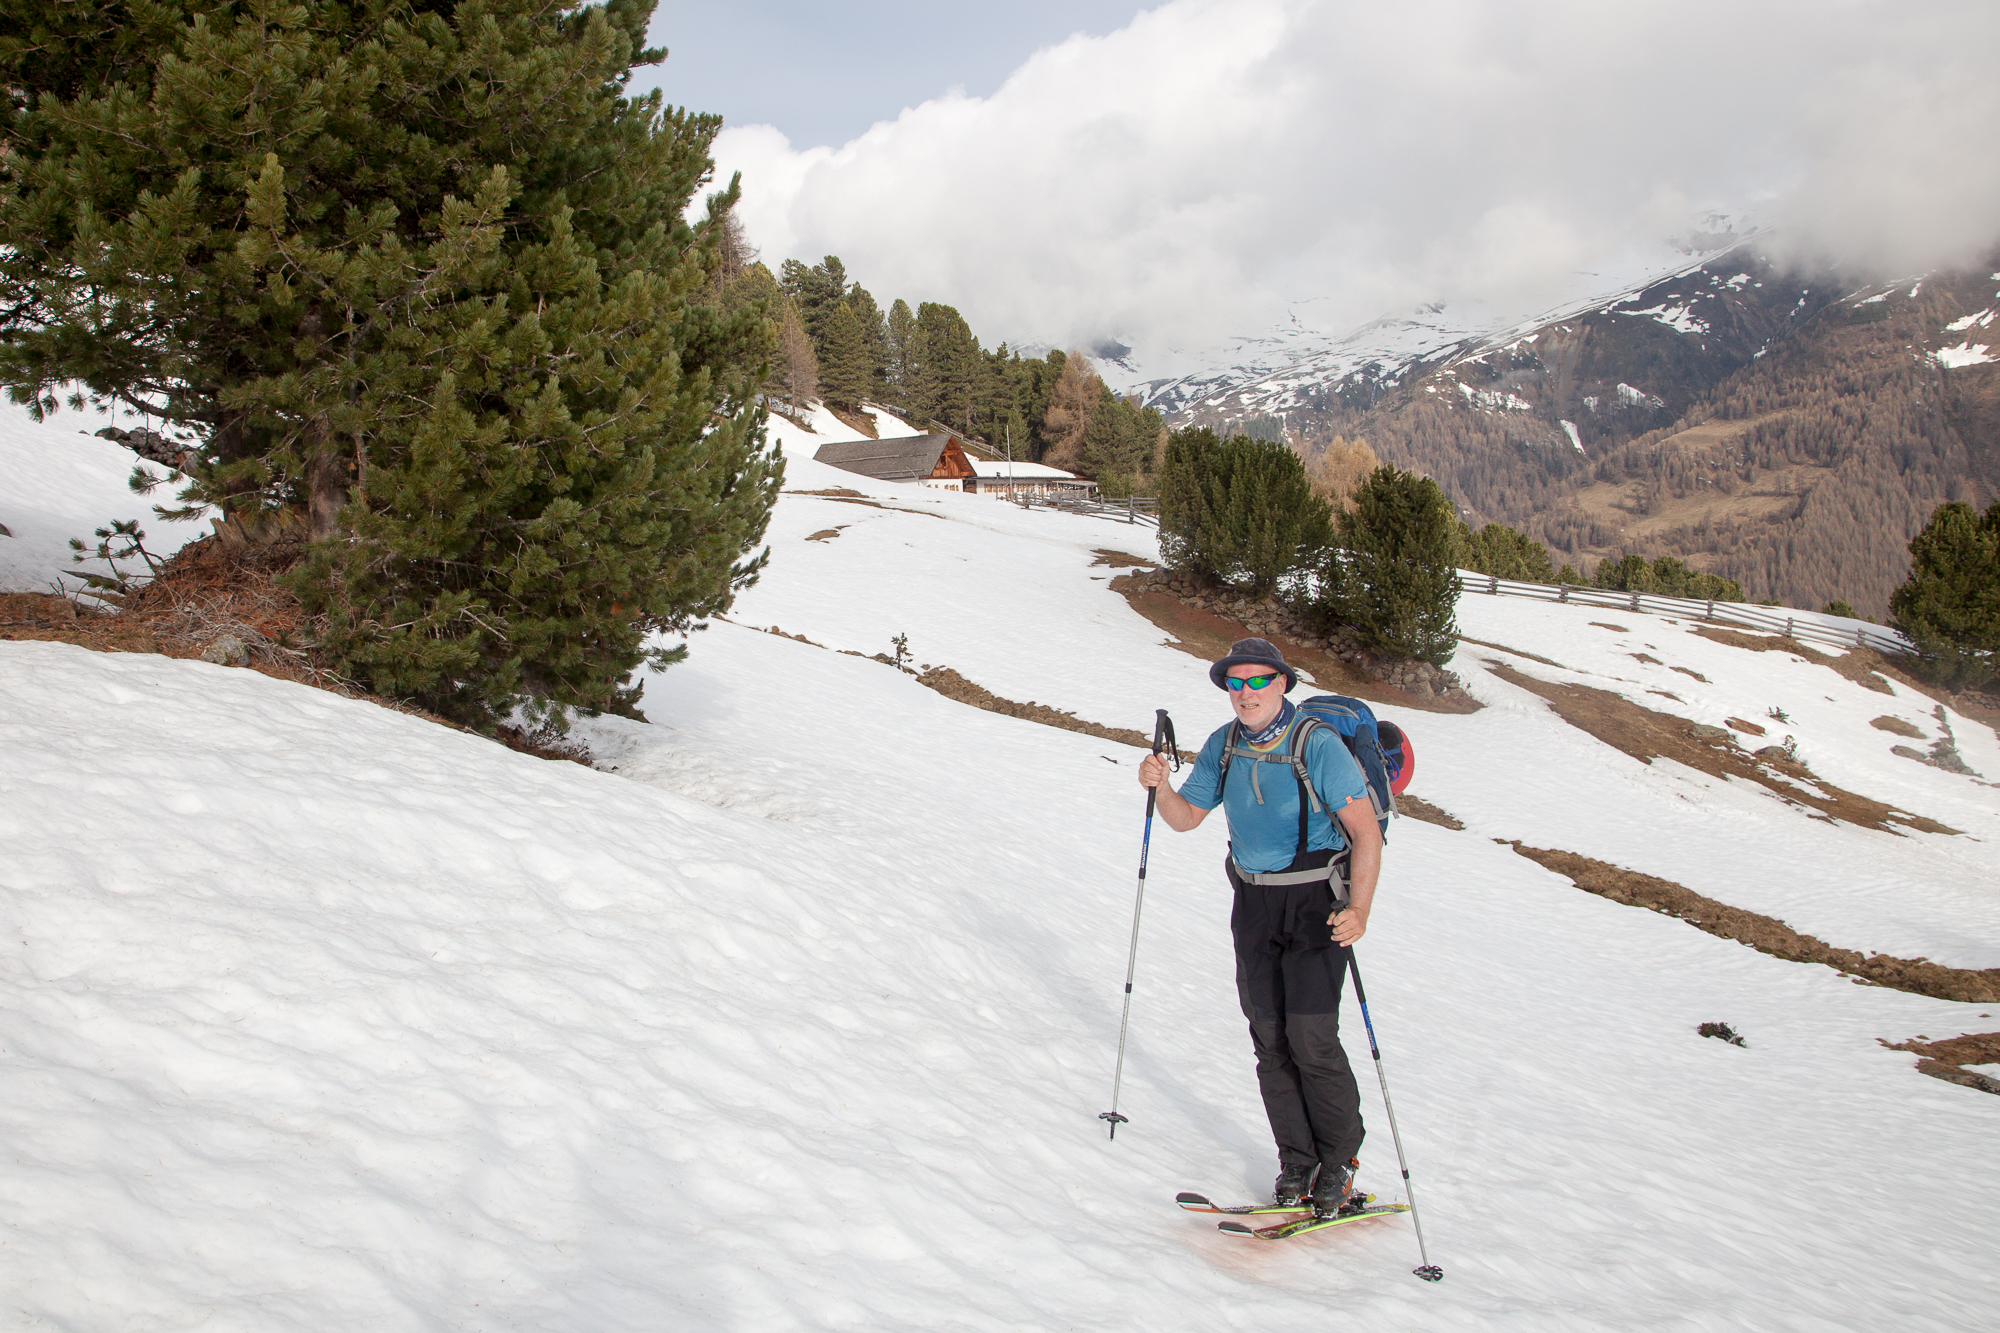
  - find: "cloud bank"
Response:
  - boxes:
[711,0,2000,360]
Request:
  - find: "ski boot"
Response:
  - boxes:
[1273,1161,1319,1209]
[1311,1158,1360,1219]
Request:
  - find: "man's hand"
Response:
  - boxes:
[1137,752,1209,831]
[1328,796,1381,948]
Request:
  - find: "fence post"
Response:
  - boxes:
[1489,574,1499,595]
[1855,628,1864,650]
[1630,591,1640,612]
[1559,585,1569,603]
[1786,616,1795,639]
[1127,495,1134,523]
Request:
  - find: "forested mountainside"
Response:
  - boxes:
[1166,248,2000,620]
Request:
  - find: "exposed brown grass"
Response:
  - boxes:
[1881,1032,2000,1095]
[1871,715,1924,737]
[1509,842,2000,1004]
[1484,660,1958,836]
[822,404,880,439]
[1458,635,1567,669]
[915,665,1196,760]
[2,536,591,766]
[1,532,347,691]
[1692,625,1894,696]
[1398,795,1464,830]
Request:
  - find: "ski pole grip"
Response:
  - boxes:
[1154,709,1180,768]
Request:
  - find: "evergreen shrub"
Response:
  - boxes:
[1303,465,1460,666]
[1592,554,1744,601]
[1156,428,1330,593]
[1460,522,1556,582]
[1890,500,2000,690]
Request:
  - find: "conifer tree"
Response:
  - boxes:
[914,302,980,432]
[775,300,819,417]
[1309,436,1380,512]
[778,255,848,346]
[845,286,888,399]
[1308,465,1461,665]
[1890,500,2000,689]
[819,301,870,409]
[1158,428,1329,592]
[1462,522,1556,582]
[885,299,917,401]
[0,0,781,726]
[1040,352,1099,471]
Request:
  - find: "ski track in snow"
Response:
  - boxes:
[3,402,1997,1328]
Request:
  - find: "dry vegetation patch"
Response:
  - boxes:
[1509,842,2000,1004]
[1398,795,1464,830]
[1881,1032,2000,1096]
[1692,624,1894,696]
[822,405,880,438]
[0,533,348,691]
[914,666,1194,759]
[0,538,601,766]
[1090,549,1157,569]
[1458,635,1567,669]
[1870,715,1924,737]
[1484,661,1957,836]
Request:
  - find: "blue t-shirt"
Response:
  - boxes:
[1178,717,1371,873]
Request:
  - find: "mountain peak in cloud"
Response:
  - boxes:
[712,0,2000,367]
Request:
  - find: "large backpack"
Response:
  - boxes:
[1215,695,1412,850]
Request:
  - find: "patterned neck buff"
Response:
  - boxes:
[1243,697,1295,748]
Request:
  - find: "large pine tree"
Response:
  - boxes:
[0,0,781,726]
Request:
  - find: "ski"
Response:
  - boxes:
[1175,1191,1312,1216]
[1217,1197,1409,1241]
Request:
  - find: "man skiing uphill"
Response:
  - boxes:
[1137,637,1381,1218]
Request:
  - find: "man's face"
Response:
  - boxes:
[1227,663,1287,731]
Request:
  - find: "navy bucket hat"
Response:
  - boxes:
[1208,637,1298,693]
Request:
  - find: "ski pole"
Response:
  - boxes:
[1348,950,1444,1282]
[1100,708,1178,1140]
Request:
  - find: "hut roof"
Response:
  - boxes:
[812,435,950,483]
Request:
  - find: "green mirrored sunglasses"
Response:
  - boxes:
[1225,672,1283,692]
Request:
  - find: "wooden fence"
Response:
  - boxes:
[1014,493,1160,526]
[1453,570,1913,657]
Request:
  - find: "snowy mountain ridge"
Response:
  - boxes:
[1099,221,1759,426]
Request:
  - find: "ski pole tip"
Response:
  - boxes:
[1414,1265,1443,1283]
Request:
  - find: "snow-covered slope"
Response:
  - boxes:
[0,400,210,594]
[4,454,1997,1328]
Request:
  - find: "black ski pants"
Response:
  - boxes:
[1227,860,1365,1172]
